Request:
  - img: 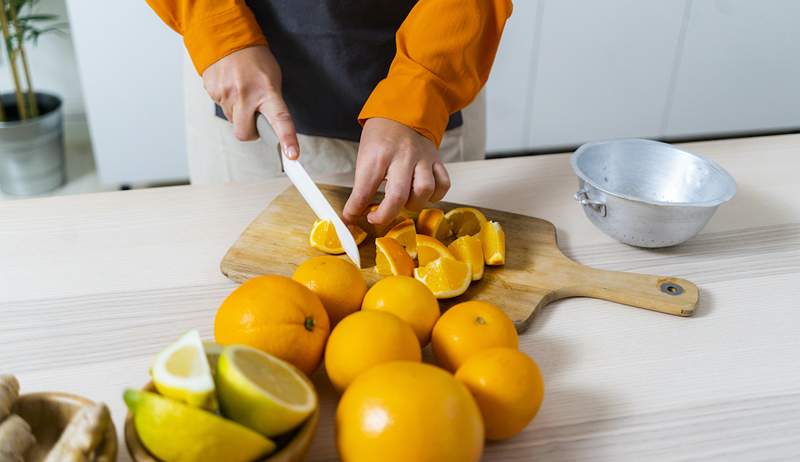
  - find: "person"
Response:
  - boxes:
[146,0,511,225]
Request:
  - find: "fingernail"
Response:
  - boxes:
[284,145,298,159]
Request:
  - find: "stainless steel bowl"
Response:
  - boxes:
[570,139,736,248]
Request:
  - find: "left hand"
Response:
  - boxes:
[343,118,451,225]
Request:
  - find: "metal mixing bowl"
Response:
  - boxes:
[571,139,736,248]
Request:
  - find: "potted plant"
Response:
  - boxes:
[0,0,64,196]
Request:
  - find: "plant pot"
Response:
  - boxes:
[0,92,65,196]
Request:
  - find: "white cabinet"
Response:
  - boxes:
[664,0,800,137]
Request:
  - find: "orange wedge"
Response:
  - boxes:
[479,221,505,266]
[417,208,452,242]
[309,219,367,254]
[385,218,417,259]
[413,257,472,299]
[399,208,420,221]
[444,207,488,237]
[375,236,414,277]
[416,235,456,266]
[448,235,484,281]
[360,204,404,237]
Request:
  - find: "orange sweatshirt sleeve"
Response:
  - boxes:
[145,0,267,75]
[359,0,512,148]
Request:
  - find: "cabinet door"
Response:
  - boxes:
[485,0,540,153]
[664,0,800,137]
[527,0,685,149]
[66,0,188,184]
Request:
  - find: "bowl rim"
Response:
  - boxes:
[571,138,737,208]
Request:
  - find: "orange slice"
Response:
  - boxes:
[417,208,452,242]
[360,204,405,237]
[444,207,488,237]
[416,235,456,266]
[309,219,367,254]
[375,236,414,277]
[447,235,484,281]
[399,208,420,221]
[413,257,472,299]
[385,218,417,259]
[479,221,505,266]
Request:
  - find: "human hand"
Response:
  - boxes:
[202,45,300,159]
[343,118,451,225]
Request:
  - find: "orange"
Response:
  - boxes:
[359,204,404,237]
[399,208,420,221]
[445,207,487,237]
[292,256,368,325]
[375,236,414,277]
[416,208,452,242]
[214,275,330,376]
[456,348,544,440]
[309,219,367,254]
[324,311,421,392]
[384,218,417,259]
[479,221,505,265]
[413,257,471,299]
[361,276,440,345]
[431,300,518,372]
[337,361,484,462]
[416,234,455,266]
[448,235,484,281]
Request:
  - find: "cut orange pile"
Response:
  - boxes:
[309,219,367,254]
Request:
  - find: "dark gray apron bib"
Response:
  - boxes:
[217,0,462,141]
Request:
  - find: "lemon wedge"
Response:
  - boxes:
[150,330,217,411]
[124,389,275,462]
[216,345,318,437]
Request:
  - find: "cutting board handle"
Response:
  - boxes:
[571,266,699,317]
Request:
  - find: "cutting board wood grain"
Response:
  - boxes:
[221,185,698,332]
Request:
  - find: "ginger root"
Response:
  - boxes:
[0,414,36,462]
[44,402,110,462]
[0,375,19,421]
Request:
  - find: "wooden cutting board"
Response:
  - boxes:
[221,185,698,332]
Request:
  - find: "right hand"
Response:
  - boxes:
[202,45,300,159]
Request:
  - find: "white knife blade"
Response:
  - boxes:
[256,115,361,267]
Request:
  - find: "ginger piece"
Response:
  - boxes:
[0,414,36,462]
[0,375,19,422]
[44,402,110,462]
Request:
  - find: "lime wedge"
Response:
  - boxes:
[124,389,275,462]
[216,345,318,437]
[151,330,217,410]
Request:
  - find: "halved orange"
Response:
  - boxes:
[375,236,414,277]
[480,221,506,266]
[416,235,456,266]
[417,208,452,242]
[309,219,367,254]
[360,204,404,237]
[413,257,472,299]
[445,207,488,237]
[385,218,417,259]
[448,235,484,281]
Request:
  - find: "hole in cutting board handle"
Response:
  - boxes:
[660,282,684,296]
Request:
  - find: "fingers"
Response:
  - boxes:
[258,96,299,159]
[369,161,413,225]
[343,152,387,224]
[430,162,451,203]
[231,102,258,141]
[405,162,436,211]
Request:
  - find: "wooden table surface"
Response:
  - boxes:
[2,134,799,461]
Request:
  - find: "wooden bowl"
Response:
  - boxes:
[125,383,319,462]
[13,392,118,462]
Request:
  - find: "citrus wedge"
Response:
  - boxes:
[417,208,452,242]
[375,236,415,276]
[413,257,472,299]
[124,389,275,462]
[399,208,421,221]
[480,221,506,266]
[309,219,367,254]
[216,345,318,437]
[416,234,456,266]
[150,330,217,411]
[448,235,485,281]
[445,207,488,237]
[385,218,417,259]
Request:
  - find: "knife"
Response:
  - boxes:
[256,114,361,267]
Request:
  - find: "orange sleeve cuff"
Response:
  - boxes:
[183,6,267,75]
[358,73,451,148]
